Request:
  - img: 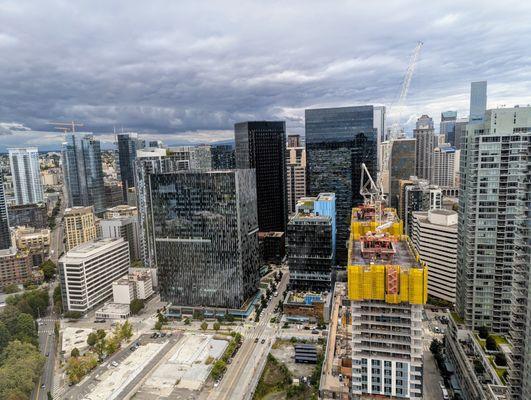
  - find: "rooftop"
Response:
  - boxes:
[64,206,94,215]
[61,238,125,259]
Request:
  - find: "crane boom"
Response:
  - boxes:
[387,41,423,142]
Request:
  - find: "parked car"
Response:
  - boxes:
[311,330,319,334]
[254,338,259,343]
[261,338,265,344]
[111,361,119,367]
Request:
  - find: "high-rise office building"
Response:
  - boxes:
[453,117,468,150]
[101,206,140,262]
[439,111,458,146]
[469,81,487,123]
[58,238,129,313]
[64,206,97,251]
[135,147,212,268]
[235,121,287,233]
[411,209,458,303]
[0,174,11,250]
[389,138,416,209]
[211,144,235,170]
[457,106,530,334]
[117,133,142,201]
[146,169,260,309]
[286,144,307,214]
[287,203,333,291]
[8,147,44,206]
[398,178,443,236]
[431,144,460,188]
[305,106,382,263]
[287,134,301,148]
[348,205,427,399]
[8,203,48,229]
[413,115,435,180]
[62,134,106,214]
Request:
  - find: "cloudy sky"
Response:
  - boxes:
[0,0,530,151]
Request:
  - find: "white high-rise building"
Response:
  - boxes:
[8,147,44,205]
[411,209,458,303]
[58,238,129,313]
[431,144,460,188]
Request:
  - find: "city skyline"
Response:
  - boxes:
[1,1,531,150]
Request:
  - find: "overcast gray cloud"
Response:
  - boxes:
[0,0,530,150]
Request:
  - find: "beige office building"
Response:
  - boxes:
[64,206,97,251]
[286,144,307,214]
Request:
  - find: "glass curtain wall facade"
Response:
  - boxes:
[235,121,287,233]
[62,134,105,215]
[440,111,458,146]
[0,174,11,250]
[147,170,260,309]
[305,106,377,264]
[389,138,416,209]
[117,133,141,202]
[211,145,235,170]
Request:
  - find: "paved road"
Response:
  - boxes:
[208,270,289,400]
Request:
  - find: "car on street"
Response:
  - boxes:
[111,361,119,367]
[311,330,319,334]
[41,384,45,389]
[254,338,259,343]
[261,338,265,344]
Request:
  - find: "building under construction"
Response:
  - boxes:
[347,204,427,399]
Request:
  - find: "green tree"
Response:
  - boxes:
[200,321,208,331]
[494,353,507,366]
[210,359,227,380]
[0,322,11,351]
[40,260,57,281]
[0,340,45,399]
[121,320,133,340]
[0,305,21,335]
[64,311,82,319]
[486,336,498,351]
[70,348,80,358]
[130,299,144,315]
[47,391,53,400]
[213,322,220,331]
[154,321,163,331]
[87,332,97,347]
[430,338,442,355]
[184,318,191,325]
[15,313,37,344]
[96,329,106,340]
[478,326,489,339]
[2,283,20,294]
[105,336,120,355]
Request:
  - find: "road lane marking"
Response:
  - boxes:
[35,334,51,399]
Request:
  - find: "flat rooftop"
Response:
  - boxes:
[349,238,419,268]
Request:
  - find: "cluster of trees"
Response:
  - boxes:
[66,321,133,384]
[48,197,61,230]
[2,283,20,294]
[5,288,49,319]
[53,286,62,315]
[0,302,44,398]
[478,326,499,352]
[40,260,57,282]
[430,338,450,378]
[210,333,242,381]
[0,340,45,399]
[154,312,167,330]
[130,299,144,315]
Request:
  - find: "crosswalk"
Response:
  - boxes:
[52,380,66,398]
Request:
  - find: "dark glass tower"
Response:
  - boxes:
[117,133,142,202]
[148,169,260,309]
[0,174,12,250]
[389,138,416,209]
[62,134,106,215]
[234,121,288,233]
[305,106,377,263]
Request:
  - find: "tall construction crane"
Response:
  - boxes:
[360,42,423,210]
[47,121,84,133]
[387,41,423,141]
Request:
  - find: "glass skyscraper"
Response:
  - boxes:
[469,81,487,123]
[117,133,143,201]
[147,169,260,309]
[305,106,378,264]
[440,110,457,146]
[62,133,106,215]
[389,138,416,209]
[0,174,11,250]
[235,121,287,233]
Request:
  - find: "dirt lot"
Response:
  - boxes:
[270,339,321,380]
